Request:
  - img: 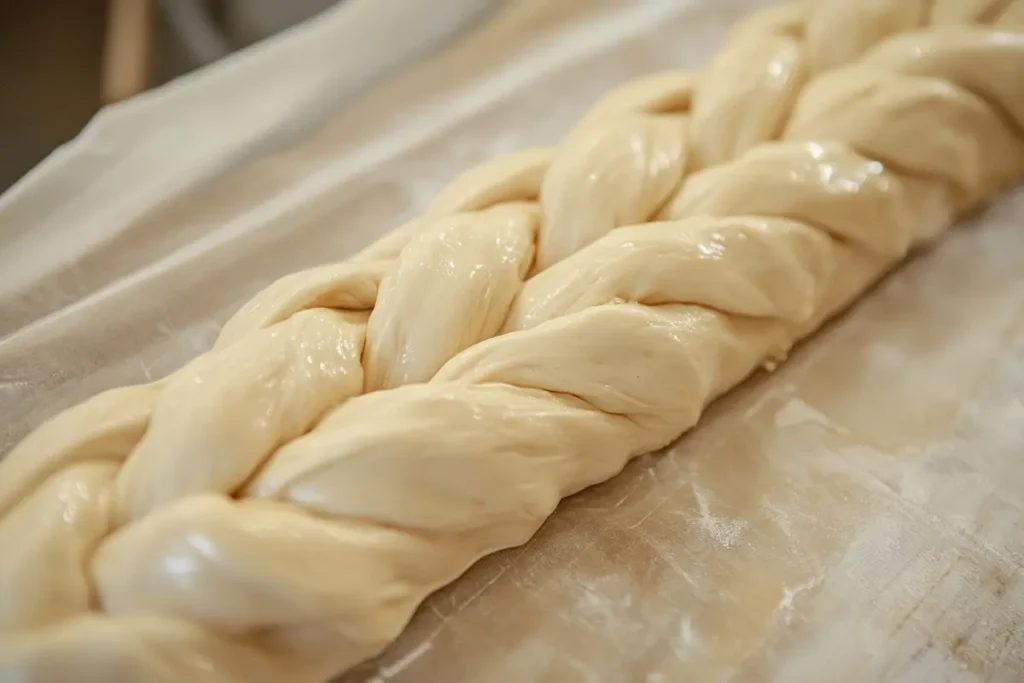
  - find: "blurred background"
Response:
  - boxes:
[0,0,336,191]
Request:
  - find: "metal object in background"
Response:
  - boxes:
[157,0,339,67]
[105,0,344,103]
[0,0,504,300]
[160,0,344,67]
[159,0,233,67]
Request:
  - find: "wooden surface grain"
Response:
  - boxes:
[1,1,1022,681]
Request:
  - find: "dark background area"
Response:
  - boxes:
[0,0,329,192]
[0,0,108,191]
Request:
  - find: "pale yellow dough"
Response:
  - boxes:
[2,1,1024,681]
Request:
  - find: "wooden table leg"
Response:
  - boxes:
[101,0,155,103]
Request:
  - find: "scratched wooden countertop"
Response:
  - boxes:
[2,1,1022,682]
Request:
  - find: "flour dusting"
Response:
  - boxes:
[671,614,704,660]
[371,641,433,681]
[692,484,748,548]
[774,397,850,436]
[772,576,823,626]
[762,496,796,541]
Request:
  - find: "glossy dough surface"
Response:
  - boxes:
[2,1,1024,681]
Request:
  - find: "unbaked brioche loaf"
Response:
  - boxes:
[2,1,1023,681]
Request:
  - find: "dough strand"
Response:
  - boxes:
[2,2,1023,681]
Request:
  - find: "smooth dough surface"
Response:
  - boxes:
[2,1,1024,681]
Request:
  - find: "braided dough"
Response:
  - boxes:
[3,1,1024,681]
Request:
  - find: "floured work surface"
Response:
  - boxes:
[2,1,1023,681]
